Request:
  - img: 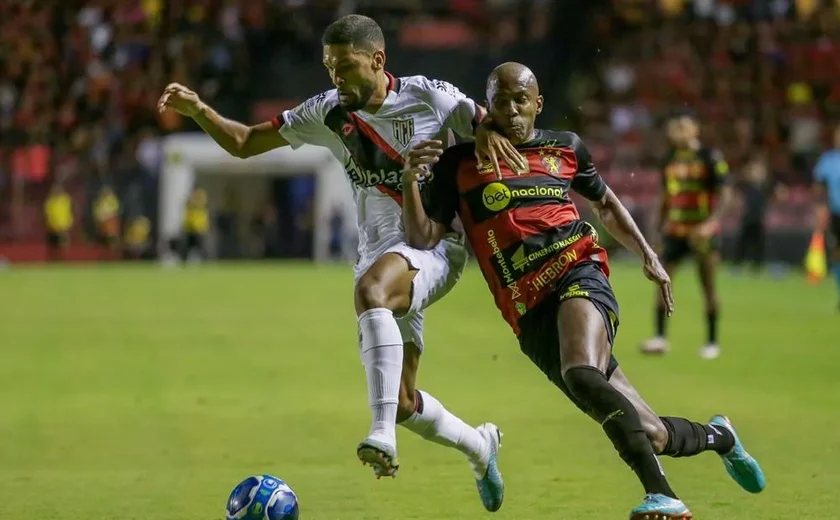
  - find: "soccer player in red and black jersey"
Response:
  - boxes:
[641,113,734,360]
[401,63,765,520]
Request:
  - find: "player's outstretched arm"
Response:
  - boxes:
[157,83,288,158]
[590,188,674,315]
[402,141,450,250]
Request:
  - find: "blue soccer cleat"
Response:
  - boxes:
[629,493,693,519]
[709,415,766,493]
[357,438,399,479]
[473,423,504,512]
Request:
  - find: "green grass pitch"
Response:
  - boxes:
[0,262,837,519]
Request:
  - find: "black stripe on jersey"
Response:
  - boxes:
[463,176,572,224]
[488,220,597,286]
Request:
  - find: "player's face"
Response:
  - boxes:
[323,44,383,111]
[666,117,696,147]
[487,79,543,144]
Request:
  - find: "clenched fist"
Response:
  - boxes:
[157,83,202,117]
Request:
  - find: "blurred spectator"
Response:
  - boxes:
[577,1,840,185]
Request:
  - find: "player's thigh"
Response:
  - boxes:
[354,252,416,315]
[695,248,720,295]
[384,240,467,317]
[557,298,613,375]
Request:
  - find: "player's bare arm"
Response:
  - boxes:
[590,187,674,316]
[401,140,447,250]
[157,83,288,158]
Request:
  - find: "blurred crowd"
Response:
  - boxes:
[576,0,840,186]
[0,0,549,257]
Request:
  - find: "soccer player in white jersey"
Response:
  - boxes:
[157,14,526,512]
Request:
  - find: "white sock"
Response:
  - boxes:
[400,390,488,469]
[358,308,404,447]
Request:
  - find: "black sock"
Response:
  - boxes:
[564,366,677,499]
[660,416,734,456]
[656,306,667,337]
[707,311,718,344]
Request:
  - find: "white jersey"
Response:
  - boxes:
[277,74,480,276]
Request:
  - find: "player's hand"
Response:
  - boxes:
[403,140,443,183]
[475,125,528,180]
[693,219,719,241]
[643,252,674,317]
[157,83,202,117]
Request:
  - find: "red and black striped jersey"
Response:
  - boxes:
[422,129,610,334]
[660,146,729,236]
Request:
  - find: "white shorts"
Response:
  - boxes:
[355,237,467,352]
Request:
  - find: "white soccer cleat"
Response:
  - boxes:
[699,343,720,360]
[640,336,669,355]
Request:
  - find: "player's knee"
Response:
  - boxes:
[355,276,390,312]
[705,296,719,313]
[562,365,606,408]
[646,419,669,454]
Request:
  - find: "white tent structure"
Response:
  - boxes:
[158,133,354,261]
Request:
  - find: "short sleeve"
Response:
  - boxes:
[569,133,608,201]
[421,146,464,228]
[276,91,337,149]
[415,77,484,140]
[705,148,730,189]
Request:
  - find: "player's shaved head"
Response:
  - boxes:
[487,62,539,96]
[486,62,543,145]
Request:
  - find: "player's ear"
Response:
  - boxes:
[535,95,544,115]
[371,50,385,71]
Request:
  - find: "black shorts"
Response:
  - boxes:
[186,232,205,251]
[831,213,840,247]
[661,234,721,264]
[46,231,67,248]
[516,262,620,407]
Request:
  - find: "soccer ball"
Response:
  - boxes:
[225,475,299,520]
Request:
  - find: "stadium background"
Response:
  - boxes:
[1,0,836,264]
[0,2,838,520]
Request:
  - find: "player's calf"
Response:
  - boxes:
[563,366,678,500]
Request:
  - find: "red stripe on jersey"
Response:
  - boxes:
[350,113,405,165]
[377,185,403,205]
[385,72,396,92]
[347,113,406,205]
[270,116,282,130]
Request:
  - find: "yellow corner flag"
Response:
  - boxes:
[805,231,827,284]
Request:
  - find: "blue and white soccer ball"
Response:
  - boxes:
[225,475,299,520]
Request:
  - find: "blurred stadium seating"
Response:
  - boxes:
[0,0,836,263]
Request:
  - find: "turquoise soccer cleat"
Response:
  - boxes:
[474,423,504,512]
[629,493,693,519]
[709,415,766,493]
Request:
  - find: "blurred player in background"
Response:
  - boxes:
[93,186,121,255]
[157,14,522,510]
[183,187,209,262]
[814,123,840,309]
[642,113,733,360]
[44,183,73,262]
[402,63,764,520]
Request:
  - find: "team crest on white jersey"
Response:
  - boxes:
[392,117,415,147]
